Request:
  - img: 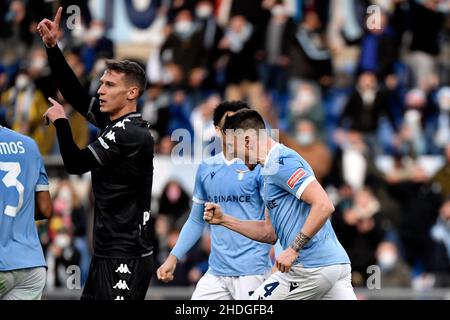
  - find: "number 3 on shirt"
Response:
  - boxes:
[0,162,24,217]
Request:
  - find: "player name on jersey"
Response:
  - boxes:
[0,141,26,155]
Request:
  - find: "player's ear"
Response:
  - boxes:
[127,87,139,100]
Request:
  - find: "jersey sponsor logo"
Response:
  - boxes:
[113,280,130,290]
[115,296,124,300]
[113,118,131,130]
[287,168,305,189]
[207,195,251,203]
[105,131,116,143]
[0,141,25,155]
[98,137,109,149]
[235,169,249,181]
[115,264,132,274]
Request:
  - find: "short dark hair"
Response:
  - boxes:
[213,100,250,127]
[222,109,266,133]
[105,59,147,96]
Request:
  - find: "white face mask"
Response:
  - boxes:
[15,74,30,90]
[271,5,286,17]
[196,6,212,19]
[378,252,397,271]
[174,20,194,38]
[55,233,71,249]
[31,58,46,71]
[296,132,315,146]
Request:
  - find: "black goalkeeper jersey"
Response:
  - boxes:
[87,112,155,258]
[45,45,155,259]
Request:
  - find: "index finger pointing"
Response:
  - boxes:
[54,7,63,27]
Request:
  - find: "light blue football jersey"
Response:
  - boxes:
[262,143,350,268]
[193,153,272,276]
[0,126,49,271]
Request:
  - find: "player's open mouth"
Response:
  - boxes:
[99,99,106,106]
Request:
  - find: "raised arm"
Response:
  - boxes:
[203,203,277,245]
[37,7,107,127]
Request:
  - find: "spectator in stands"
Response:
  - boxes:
[430,143,450,199]
[357,9,397,82]
[220,15,264,109]
[193,0,224,91]
[430,198,450,275]
[160,10,208,90]
[407,0,445,88]
[80,20,114,74]
[0,68,54,154]
[258,1,293,96]
[339,71,395,152]
[434,87,450,149]
[326,130,384,194]
[287,10,332,97]
[158,180,191,225]
[286,119,332,183]
[332,187,385,286]
[375,241,412,287]
[190,93,220,157]
[289,82,325,136]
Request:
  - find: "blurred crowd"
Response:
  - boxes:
[1,0,450,290]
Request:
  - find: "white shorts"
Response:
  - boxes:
[250,264,356,300]
[191,271,270,300]
[0,267,46,300]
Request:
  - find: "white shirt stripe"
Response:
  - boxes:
[295,176,316,199]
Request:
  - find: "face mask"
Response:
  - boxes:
[31,58,46,71]
[174,21,194,39]
[86,26,105,40]
[271,5,285,17]
[55,233,71,249]
[15,74,30,90]
[378,252,397,272]
[58,187,72,204]
[196,6,212,19]
[296,133,314,146]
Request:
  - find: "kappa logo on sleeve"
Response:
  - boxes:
[287,168,306,189]
[105,131,116,143]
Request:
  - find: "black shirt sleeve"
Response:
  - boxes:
[54,118,99,175]
[46,45,109,129]
[87,119,145,167]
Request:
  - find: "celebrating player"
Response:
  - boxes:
[37,8,155,300]
[204,109,356,300]
[0,126,52,300]
[157,101,273,299]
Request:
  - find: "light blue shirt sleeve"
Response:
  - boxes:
[272,155,316,200]
[35,153,49,192]
[170,202,206,259]
[192,163,207,204]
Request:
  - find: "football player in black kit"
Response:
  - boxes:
[37,8,155,300]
